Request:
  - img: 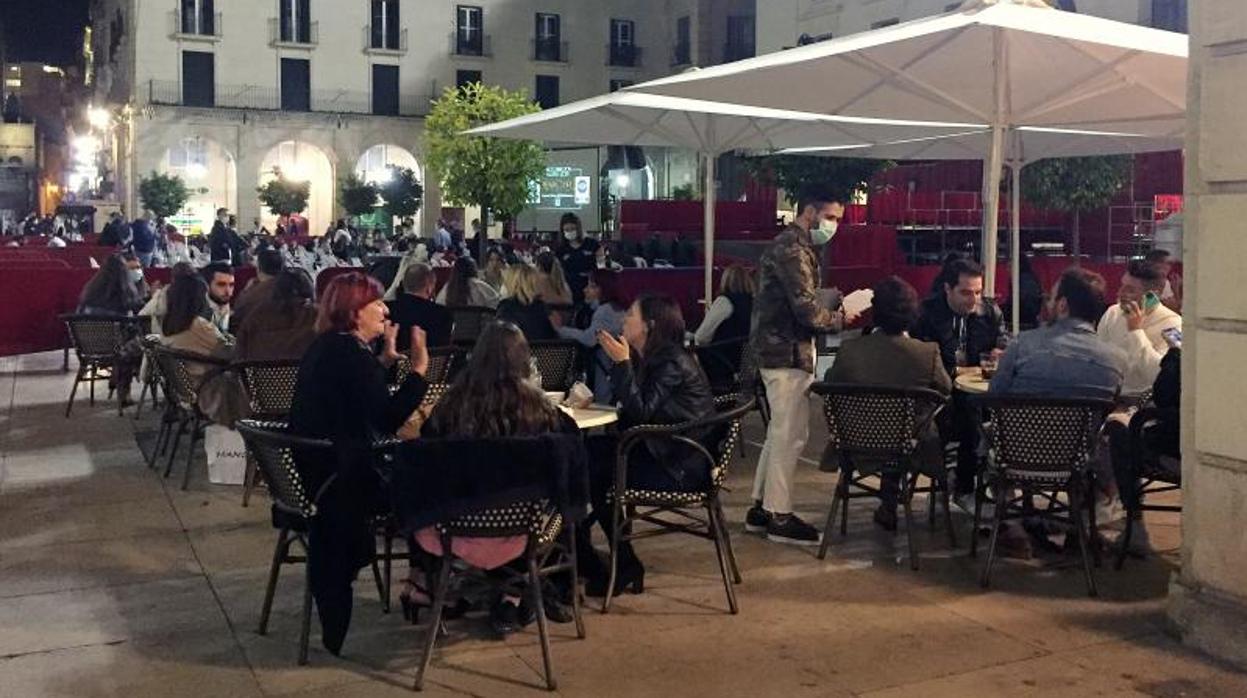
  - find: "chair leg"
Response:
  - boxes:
[414,555,453,691]
[258,529,289,635]
[707,503,739,614]
[164,418,187,478]
[840,467,852,536]
[941,474,958,550]
[1115,512,1135,571]
[714,499,742,584]
[979,480,1007,589]
[370,557,385,611]
[242,452,258,507]
[1070,483,1099,597]
[134,379,149,419]
[970,479,985,559]
[818,477,844,561]
[298,557,313,666]
[901,472,919,571]
[564,524,586,640]
[1086,477,1102,569]
[180,418,200,491]
[64,370,83,417]
[527,554,557,691]
[928,474,937,527]
[601,499,624,614]
[382,534,393,613]
[89,366,97,406]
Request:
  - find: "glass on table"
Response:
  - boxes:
[979,352,999,380]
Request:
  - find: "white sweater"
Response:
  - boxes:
[1097,302,1181,397]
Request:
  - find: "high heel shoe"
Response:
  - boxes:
[398,580,431,625]
[584,562,645,598]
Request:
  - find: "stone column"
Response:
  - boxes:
[1167,0,1247,669]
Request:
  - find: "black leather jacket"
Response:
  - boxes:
[912,293,1005,376]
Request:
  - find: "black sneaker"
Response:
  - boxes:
[489,599,526,638]
[745,502,772,534]
[766,513,822,546]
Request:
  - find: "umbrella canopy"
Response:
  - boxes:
[467,91,978,302]
[631,0,1188,298]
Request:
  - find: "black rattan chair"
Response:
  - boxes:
[529,339,581,393]
[810,383,953,570]
[603,396,753,615]
[694,337,748,398]
[132,334,164,418]
[448,306,496,346]
[393,346,462,387]
[972,395,1113,596]
[61,313,142,417]
[151,345,230,490]
[236,360,303,506]
[1115,406,1181,570]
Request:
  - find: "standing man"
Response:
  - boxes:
[748,197,847,545]
[130,211,157,268]
[209,208,234,264]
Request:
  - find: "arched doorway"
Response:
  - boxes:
[258,141,334,236]
[160,136,237,236]
[355,144,423,231]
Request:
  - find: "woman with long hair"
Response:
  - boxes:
[78,254,145,315]
[693,264,756,346]
[481,247,507,292]
[534,251,573,307]
[235,269,318,361]
[436,256,499,308]
[587,295,715,597]
[496,264,558,341]
[558,270,628,403]
[288,272,430,656]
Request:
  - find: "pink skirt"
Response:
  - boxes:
[414,527,527,570]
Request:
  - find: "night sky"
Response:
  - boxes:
[1,0,90,66]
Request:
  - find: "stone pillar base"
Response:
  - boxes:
[1168,576,1247,669]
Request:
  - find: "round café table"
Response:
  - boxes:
[954,368,991,395]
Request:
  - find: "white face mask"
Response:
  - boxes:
[810,218,839,246]
[129,268,144,283]
[562,228,579,241]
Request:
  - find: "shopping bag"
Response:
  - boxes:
[204,425,248,485]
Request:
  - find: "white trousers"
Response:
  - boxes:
[752,367,814,515]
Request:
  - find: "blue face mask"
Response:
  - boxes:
[810,218,839,246]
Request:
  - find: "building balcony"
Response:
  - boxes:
[145,80,432,118]
[450,32,492,58]
[169,9,223,42]
[671,43,692,67]
[364,26,408,55]
[269,18,318,49]
[607,43,642,68]
[532,38,569,63]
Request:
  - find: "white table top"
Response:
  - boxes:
[954,368,991,394]
[559,404,619,430]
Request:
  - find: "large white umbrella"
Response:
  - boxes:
[466,90,978,303]
[630,0,1187,304]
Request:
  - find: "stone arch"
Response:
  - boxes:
[257,140,335,235]
[158,135,238,236]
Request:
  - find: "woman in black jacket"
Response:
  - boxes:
[288,272,429,656]
[586,294,715,597]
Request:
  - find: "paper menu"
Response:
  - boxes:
[841,289,874,319]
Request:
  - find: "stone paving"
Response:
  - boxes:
[2,350,1245,697]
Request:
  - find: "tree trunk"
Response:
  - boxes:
[478,199,490,261]
[1071,209,1081,265]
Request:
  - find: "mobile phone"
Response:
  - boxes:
[1143,291,1161,311]
[1161,327,1182,349]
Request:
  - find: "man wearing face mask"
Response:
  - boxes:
[747,197,848,546]
[555,212,598,305]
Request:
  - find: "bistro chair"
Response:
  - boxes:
[236,360,303,507]
[694,337,749,398]
[810,383,954,570]
[151,345,230,490]
[603,396,753,615]
[448,306,496,346]
[1115,406,1181,570]
[140,337,183,469]
[391,434,590,691]
[132,334,165,418]
[393,346,462,387]
[972,395,1113,596]
[60,313,144,417]
[529,339,581,393]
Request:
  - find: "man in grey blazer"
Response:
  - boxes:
[824,276,952,530]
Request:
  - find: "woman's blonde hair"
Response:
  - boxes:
[509,264,543,305]
[720,264,757,295]
[535,251,571,300]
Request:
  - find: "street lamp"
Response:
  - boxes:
[87,107,111,130]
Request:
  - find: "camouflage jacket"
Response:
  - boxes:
[750,224,842,373]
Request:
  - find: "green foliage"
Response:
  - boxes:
[256,169,310,217]
[378,166,424,220]
[1021,155,1132,213]
[138,171,190,220]
[424,82,546,223]
[744,155,890,206]
[671,184,697,201]
[339,174,379,218]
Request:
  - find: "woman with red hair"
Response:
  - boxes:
[288,272,430,656]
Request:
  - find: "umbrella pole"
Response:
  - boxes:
[1010,161,1022,336]
[703,152,716,306]
[982,125,1004,300]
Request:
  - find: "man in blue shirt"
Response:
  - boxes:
[990,267,1126,399]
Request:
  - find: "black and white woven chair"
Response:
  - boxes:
[60,313,144,417]
[603,396,753,615]
[811,383,953,570]
[448,306,496,346]
[132,334,165,418]
[1115,405,1181,570]
[529,339,581,393]
[694,337,749,398]
[393,346,462,388]
[236,360,303,506]
[151,345,230,490]
[972,395,1113,596]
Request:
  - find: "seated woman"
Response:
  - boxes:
[160,274,247,425]
[586,295,716,597]
[481,247,508,293]
[234,269,318,361]
[419,321,578,636]
[139,262,197,338]
[693,264,755,346]
[557,270,628,404]
[288,272,430,656]
[534,251,574,308]
[496,265,558,341]
[436,256,500,308]
[77,254,150,403]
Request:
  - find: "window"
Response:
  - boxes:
[610,19,637,66]
[535,75,559,109]
[609,79,633,92]
[370,0,400,50]
[871,18,900,29]
[372,64,399,116]
[456,5,484,55]
[725,15,755,62]
[674,16,691,65]
[168,137,208,170]
[180,0,215,35]
[280,0,311,43]
[181,50,214,107]
[534,13,562,61]
[280,57,310,111]
[1151,0,1187,32]
[456,69,482,91]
